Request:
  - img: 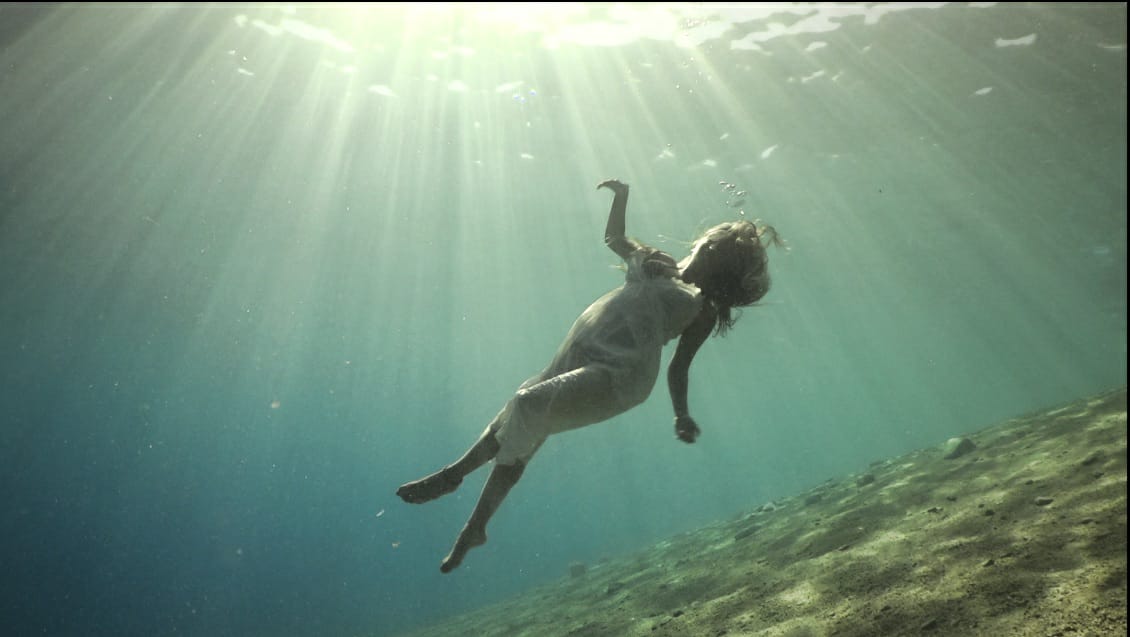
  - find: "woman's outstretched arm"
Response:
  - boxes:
[597,179,639,260]
[666,305,717,443]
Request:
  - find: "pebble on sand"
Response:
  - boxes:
[943,437,977,459]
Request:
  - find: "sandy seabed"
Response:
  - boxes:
[398,387,1127,637]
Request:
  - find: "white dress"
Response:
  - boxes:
[490,250,704,464]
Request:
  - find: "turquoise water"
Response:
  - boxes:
[0,3,1124,636]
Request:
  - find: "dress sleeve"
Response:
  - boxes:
[623,248,648,283]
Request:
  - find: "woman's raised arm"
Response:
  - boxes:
[597,179,639,260]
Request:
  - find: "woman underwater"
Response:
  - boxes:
[397,179,782,572]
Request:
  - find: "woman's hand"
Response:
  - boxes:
[597,179,628,195]
[674,415,701,444]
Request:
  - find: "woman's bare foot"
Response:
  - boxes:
[396,469,462,504]
[440,524,487,573]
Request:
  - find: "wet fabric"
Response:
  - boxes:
[491,249,703,464]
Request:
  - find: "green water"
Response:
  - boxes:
[0,3,1124,636]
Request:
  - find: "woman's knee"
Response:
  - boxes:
[513,385,546,415]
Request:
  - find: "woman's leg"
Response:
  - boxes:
[440,459,525,573]
[396,427,501,504]
[437,364,625,572]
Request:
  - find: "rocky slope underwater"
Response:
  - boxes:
[398,387,1127,637]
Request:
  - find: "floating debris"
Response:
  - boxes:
[494,80,524,93]
[368,84,397,98]
[995,33,1037,47]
